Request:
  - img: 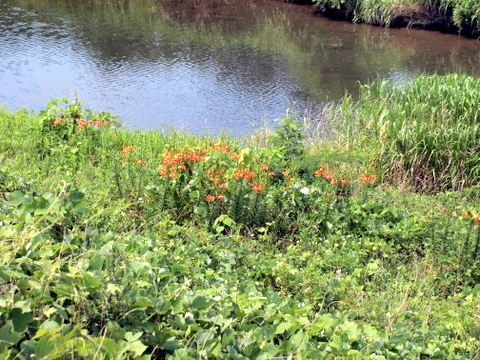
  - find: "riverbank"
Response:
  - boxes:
[1,74,479,358]
[282,0,480,38]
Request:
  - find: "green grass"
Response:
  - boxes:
[313,0,480,36]
[0,93,480,359]
[331,73,480,192]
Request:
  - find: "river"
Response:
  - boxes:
[0,0,479,135]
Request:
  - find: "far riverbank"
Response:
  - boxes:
[276,0,479,38]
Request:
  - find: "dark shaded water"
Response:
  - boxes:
[1,0,479,135]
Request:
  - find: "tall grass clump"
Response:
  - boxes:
[450,0,480,35]
[334,73,480,192]
[353,0,399,26]
[314,0,398,25]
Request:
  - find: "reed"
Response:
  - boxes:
[332,73,480,192]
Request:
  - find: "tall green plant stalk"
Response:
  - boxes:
[473,226,480,262]
[114,162,124,198]
[250,192,261,227]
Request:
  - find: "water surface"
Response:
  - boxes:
[1,0,479,134]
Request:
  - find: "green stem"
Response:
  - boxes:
[114,162,123,198]
[233,188,243,223]
[251,192,260,227]
[473,225,480,262]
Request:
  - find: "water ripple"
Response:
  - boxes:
[0,0,479,135]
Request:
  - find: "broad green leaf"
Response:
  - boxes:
[7,192,24,206]
[161,339,183,351]
[0,322,21,346]
[0,267,26,282]
[133,297,155,308]
[275,322,292,335]
[125,341,148,357]
[88,254,105,270]
[82,273,102,290]
[192,296,213,311]
[10,308,33,333]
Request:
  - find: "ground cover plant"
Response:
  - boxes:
[0,86,480,359]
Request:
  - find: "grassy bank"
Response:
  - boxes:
[1,77,480,359]
[311,0,480,37]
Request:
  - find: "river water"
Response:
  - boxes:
[0,0,479,135]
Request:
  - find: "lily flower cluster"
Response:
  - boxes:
[360,173,377,183]
[314,167,351,186]
[119,142,384,207]
[440,209,480,227]
[50,117,110,129]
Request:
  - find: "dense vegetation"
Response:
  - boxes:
[1,75,480,359]
[312,0,480,37]
[331,74,480,192]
